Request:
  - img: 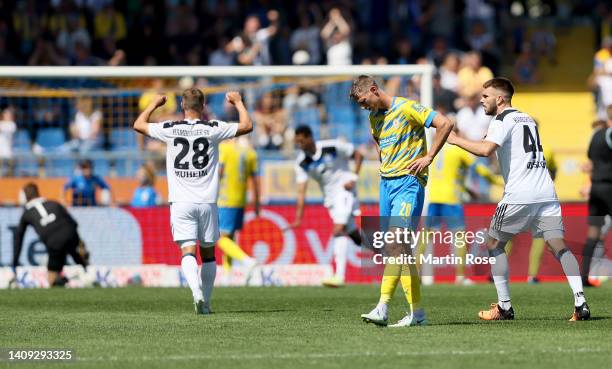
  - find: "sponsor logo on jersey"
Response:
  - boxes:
[379,135,398,149]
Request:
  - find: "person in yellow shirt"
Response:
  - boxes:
[457,51,494,98]
[422,127,502,285]
[217,137,259,284]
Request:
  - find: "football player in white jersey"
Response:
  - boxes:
[133,88,253,314]
[447,77,590,321]
[288,125,364,287]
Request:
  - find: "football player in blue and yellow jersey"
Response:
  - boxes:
[217,137,259,283]
[350,75,453,327]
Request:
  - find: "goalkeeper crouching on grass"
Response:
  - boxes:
[11,183,90,287]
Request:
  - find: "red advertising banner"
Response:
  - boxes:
[126,203,609,283]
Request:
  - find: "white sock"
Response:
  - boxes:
[333,236,349,282]
[200,260,217,305]
[375,302,388,317]
[490,248,511,309]
[181,254,203,302]
[558,250,586,306]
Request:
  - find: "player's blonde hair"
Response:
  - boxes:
[181,88,205,112]
[349,75,378,100]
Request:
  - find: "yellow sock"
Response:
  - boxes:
[379,264,401,304]
[455,232,467,278]
[218,236,249,261]
[222,254,232,272]
[505,241,513,256]
[400,263,421,311]
[414,237,427,272]
[528,238,545,277]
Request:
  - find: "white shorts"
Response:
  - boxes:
[488,201,564,242]
[327,189,360,228]
[170,202,219,246]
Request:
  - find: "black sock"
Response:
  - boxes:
[581,238,598,281]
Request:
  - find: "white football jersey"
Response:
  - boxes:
[295,139,358,206]
[485,108,558,204]
[148,118,237,203]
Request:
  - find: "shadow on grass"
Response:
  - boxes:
[221,309,297,314]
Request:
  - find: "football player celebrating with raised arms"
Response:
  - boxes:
[350,75,453,327]
[133,88,253,314]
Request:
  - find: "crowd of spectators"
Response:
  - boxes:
[1,0,607,70]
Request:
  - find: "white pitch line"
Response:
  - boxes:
[78,347,608,362]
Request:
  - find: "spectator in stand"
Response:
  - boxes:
[94,4,126,46]
[63,160,113,207]
[590,37,612,119]
[531,23,557,64]
[209,37,235,66]
[457,51,493,98]
[56,14,91,61]
[394,38,418,65]
[63,97,103,154]
[0,107,17,176]
[290,13,321,65]
[72,40,104,66]
[439,52,461,93]
[427,37,454,68]
[433,73,458,114]
[254,91,286,150]
[321,8,352,65]
[131,164,160,207]
[455,92,493,200]
[28,36,69,66]
[232,10,279,66]
[513,42,540,84]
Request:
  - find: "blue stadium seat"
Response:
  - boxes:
[328,107,356,126]
[46,158,75,177]
[113,158,141,177]
[92,158,111,177]
[13,130,32,153]
[110,128,137,150]
[207,93,226,118]
[293,108,321,139]
[36,128,66,150]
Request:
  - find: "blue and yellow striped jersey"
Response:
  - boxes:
[218,141,259,208]
[369,97,436,186]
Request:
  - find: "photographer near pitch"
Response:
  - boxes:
[11,183,91,287]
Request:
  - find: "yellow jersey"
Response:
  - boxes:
[429,145,500,205]
[218,141,258,208]
[369,97,436,186]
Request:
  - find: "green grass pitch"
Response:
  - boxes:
[1,283,611,369]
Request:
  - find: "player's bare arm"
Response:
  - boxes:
[345,149,364,190]
[226,91,253,136]
[407,112,454,174]
[447,131,499,157]
[133,94,167,136]
[289,181,307,228]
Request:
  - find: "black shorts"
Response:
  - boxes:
[47,233,81,272]
[588,182,612,226]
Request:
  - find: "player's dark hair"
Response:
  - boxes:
[349,75,378,100]
[294,125,313,137]
[22,182,39,201]
[79,159,92,169]
[182,88,205,112]
[483,77,514,100]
